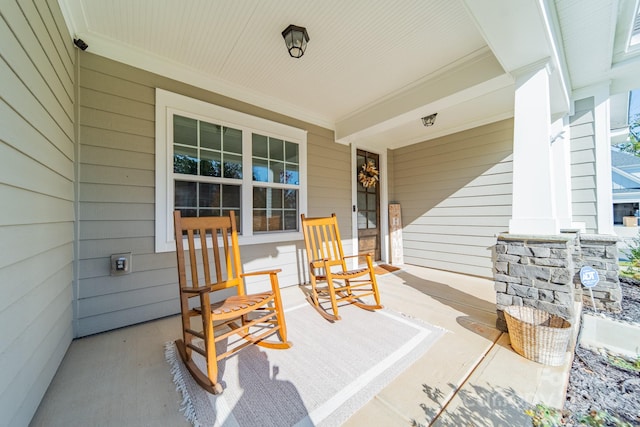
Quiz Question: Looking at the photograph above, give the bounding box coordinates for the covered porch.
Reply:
[30,265,573,426]
[4,0,640,425]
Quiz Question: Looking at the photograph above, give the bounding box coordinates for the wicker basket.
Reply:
[504,306,572,366]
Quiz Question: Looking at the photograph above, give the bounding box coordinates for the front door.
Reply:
[356,150,380,264]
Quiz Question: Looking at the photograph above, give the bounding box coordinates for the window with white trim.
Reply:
[155,89,307,252]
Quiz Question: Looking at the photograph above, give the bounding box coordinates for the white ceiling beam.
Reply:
[462,0,571,116]
[610,53,640,94]
[335,50,509,144]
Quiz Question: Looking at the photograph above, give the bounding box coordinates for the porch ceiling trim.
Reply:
[334,49,512,145]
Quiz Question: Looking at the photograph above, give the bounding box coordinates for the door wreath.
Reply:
[358,160,379,188]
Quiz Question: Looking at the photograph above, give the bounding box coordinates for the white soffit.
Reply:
[555,0,617,91]
[59,0,640,148]
[59,0,490,138]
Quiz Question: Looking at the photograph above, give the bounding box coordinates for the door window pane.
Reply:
[357,212,367,229]
[357,192,366,210]
[356,154,365,173]
[368,211,377,228]
[367,193,377,211]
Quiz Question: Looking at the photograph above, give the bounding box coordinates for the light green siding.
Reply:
[391,119,514,278]
[0,1,75,426]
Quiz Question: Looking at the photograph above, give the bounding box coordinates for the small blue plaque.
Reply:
[579,266,599,288]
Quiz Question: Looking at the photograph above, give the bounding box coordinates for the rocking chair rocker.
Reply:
[173,211,291,394]
[300,213,383,321]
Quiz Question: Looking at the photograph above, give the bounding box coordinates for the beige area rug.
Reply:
[165,303,445,427]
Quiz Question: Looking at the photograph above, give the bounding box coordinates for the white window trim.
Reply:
[155,88,307,252]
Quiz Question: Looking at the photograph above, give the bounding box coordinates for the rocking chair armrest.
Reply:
[240,269,283,293]
[181,285,215,295]
[343,252,373,260]
[321,259,344,268]
[308,258,329,270]
[240,269,282,278]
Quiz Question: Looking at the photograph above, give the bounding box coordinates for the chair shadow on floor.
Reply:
[231,347,307,426]
[394,270,499,341]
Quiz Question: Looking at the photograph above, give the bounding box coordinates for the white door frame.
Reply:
[350,144,389,268]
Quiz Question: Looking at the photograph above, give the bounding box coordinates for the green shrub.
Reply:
[607,354,640,372]
[624,231,640,266]
[579,409,632,427]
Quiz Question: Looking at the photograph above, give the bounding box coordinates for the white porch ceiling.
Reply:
[59,0,640,151]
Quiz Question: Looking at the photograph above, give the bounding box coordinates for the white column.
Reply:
[509,60,559,235]
[551,116,575,230]
[593,87,615,235]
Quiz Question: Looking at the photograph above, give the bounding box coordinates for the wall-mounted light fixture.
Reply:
[282,25,310,58]
[421,113,438,127]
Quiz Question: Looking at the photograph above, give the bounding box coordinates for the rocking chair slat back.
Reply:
[300,213,382,321]
[173,211,291,394]
[301,214,345,268]
[176,214,243,293]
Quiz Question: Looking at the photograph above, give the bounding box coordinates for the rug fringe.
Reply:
[165,341,201,427]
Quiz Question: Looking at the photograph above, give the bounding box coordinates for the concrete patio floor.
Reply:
[29,264,575,426]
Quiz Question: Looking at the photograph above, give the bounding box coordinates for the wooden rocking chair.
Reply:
[300,213,382,321]
[173,211,291,394]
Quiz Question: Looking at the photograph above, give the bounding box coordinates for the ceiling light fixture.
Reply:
[421,113,438,127]
[282,25,310,58]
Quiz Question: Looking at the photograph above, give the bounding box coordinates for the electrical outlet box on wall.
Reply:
[110,252,132,275]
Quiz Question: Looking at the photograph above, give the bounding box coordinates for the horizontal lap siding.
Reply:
[391,120,513,278]
[570,98,597,232]
[77,53,158,337]
[76,53,343,336]
[0,1,75,426]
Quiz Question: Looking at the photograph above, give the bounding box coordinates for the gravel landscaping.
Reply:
[560,277,640,426]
